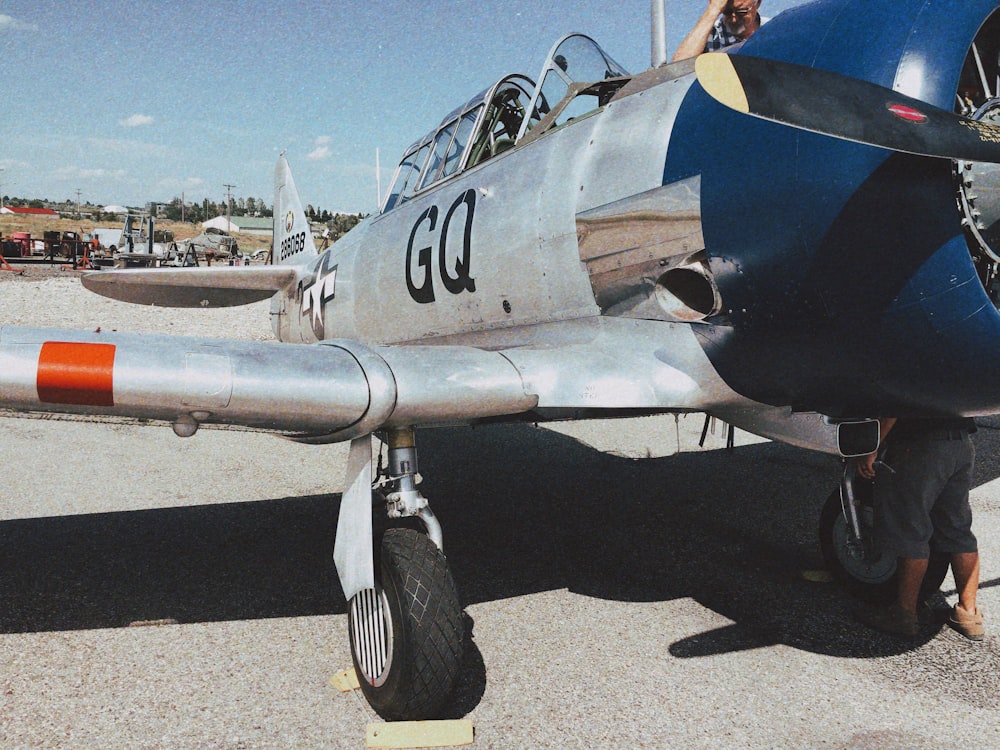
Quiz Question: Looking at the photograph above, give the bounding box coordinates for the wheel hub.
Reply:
[832,514,895,585]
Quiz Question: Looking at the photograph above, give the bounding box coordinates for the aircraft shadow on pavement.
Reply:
[0,491,344,632]
[3,422,998,661]
[421,424,906,663]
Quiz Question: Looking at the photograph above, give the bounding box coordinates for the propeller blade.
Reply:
[695,52,1000,163]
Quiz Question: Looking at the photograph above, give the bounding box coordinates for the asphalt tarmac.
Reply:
[1,273,999,748]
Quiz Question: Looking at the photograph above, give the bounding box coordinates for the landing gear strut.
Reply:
[347,428,465,721]
[819,463,950,602]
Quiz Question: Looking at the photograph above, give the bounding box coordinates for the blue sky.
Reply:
[0,0,807,216]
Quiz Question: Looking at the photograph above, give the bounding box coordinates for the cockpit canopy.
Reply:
[381,34,629,213]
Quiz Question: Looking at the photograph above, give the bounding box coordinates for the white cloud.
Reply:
[0,14,38,32]
[155,176,207,194]
[0,157,30,171]
[119,114,154,128]
[51,166,127,181]
[83,136,172,159]
[307,135,333,161]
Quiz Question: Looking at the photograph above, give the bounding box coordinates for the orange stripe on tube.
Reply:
[36,341,116,406]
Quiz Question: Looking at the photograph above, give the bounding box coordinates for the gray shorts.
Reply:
[874,434,977,559]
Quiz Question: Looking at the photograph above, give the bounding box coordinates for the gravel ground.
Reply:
[1,267,999,748]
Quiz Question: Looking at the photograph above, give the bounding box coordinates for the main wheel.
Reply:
[348,528,464,721]
[819,486,951,602]
[819,486,896,601]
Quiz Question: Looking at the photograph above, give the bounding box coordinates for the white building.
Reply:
[202,215,274,237]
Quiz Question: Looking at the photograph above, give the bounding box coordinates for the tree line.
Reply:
[161,196,272,223]
[306,207,365,240]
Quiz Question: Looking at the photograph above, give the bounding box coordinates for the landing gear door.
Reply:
[334,435,375,601]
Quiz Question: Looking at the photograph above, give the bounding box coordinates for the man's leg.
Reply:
[948,551,984,640]
[854,556,924,636]
[858,439,934,637]
[951,551,980,613]
[896,557,929,614]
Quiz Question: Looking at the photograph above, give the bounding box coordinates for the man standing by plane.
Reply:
[855,417,984,640]
[672,0,764,61]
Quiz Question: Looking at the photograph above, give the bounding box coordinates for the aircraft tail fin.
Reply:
[273,154,320,266]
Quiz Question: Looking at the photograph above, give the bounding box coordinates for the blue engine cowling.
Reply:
[665,0,1000,417]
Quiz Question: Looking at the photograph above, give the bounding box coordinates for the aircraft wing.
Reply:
[80,266,299,307]
[0,317,737,443]
[0,326,534,441]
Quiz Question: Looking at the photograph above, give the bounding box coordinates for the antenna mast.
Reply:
[223,183,236,232]
[376,148,382,210]
[651,0,667,67]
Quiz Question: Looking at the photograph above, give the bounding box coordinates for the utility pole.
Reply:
[76,189,82,219]
[223,183,236,232]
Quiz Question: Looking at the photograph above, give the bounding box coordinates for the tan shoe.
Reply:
[948,604,985,641]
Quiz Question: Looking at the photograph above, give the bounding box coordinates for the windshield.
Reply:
[517,33,629,140]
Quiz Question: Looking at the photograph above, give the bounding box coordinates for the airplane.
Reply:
[2,0,1000,722]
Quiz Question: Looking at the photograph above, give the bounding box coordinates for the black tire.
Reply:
[819,485,950,602]
[349,528,464,721]
[819,486,896,602]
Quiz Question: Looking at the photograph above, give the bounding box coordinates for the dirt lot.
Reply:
[0,215,272,259]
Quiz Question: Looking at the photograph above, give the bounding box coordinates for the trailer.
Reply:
[41,231,90,262]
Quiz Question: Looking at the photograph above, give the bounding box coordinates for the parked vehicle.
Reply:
[183,227,239,261]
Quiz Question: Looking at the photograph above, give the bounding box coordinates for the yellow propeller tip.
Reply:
[695,53,751,114]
